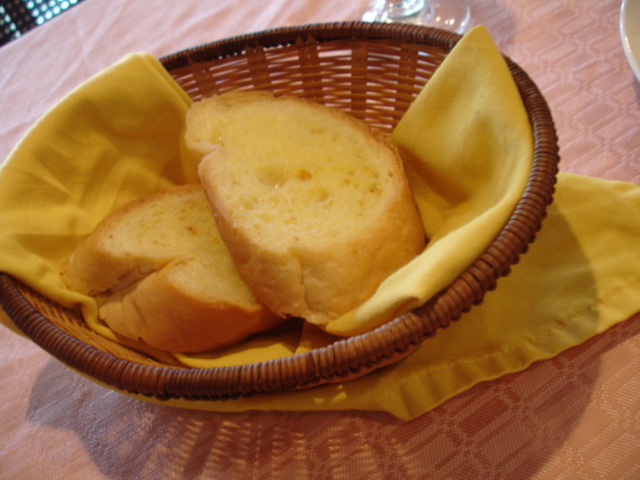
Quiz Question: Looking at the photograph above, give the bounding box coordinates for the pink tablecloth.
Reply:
[1,0,639,478]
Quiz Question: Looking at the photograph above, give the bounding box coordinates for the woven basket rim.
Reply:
[0,21,559,402]
[159,21,462,69]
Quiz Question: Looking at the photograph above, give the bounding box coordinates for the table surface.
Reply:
[1,0,639,478]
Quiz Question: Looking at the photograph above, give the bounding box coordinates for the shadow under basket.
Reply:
[0,22,559,402]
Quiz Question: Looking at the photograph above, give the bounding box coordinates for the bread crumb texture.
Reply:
[190,91,426,325]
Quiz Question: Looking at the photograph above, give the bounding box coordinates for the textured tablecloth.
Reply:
[1,0,639,478]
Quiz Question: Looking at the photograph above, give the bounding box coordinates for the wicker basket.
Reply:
[0,22,559,401]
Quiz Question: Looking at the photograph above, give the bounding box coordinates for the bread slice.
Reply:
[61,184,282,353]
[188,91,426,325]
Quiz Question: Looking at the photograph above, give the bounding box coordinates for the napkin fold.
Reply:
[326,25,533,335]
[1,26,640,420]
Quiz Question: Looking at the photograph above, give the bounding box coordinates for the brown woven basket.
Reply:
[0,22,559,401]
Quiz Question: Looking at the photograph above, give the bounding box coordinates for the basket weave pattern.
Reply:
[0,22,559,401]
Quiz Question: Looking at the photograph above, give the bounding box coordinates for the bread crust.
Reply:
[62,184,282,353]
[191,91,426,325]
[98,257,280,353]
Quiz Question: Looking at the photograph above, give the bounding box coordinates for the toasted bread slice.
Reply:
[62,184,282,353]
[189,91,426,325]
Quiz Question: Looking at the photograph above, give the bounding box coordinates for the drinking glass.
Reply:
[362,0,471,34]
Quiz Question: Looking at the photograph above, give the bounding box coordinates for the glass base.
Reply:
[362,0,471,34]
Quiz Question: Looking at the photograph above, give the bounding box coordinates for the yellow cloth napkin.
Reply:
[326,25,533,335]
[2,26,640,420]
